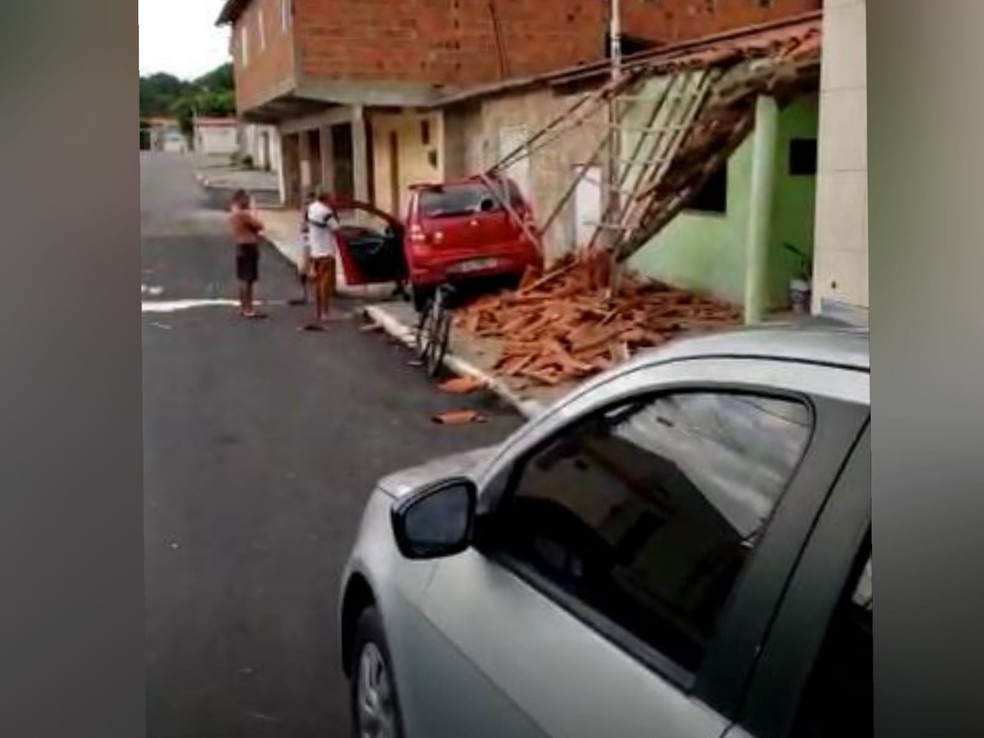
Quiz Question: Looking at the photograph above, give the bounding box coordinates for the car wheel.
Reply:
[350,607,404,738]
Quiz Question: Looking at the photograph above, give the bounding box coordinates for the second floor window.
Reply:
[282,0,291,31]
[258,9,266,51]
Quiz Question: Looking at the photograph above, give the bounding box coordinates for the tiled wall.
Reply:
[812,0,868,317]
[447,88,607,264]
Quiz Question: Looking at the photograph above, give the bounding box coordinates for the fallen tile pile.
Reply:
[455,250,741,387]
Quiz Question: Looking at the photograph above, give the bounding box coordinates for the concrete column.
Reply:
[744,95,779,325]
[274,131,287,206]
[352,105,370,202]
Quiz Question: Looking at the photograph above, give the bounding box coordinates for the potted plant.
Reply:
[784,242,812,314]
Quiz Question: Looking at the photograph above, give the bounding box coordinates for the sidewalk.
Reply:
[362,300,574,419]
[359,299,824,421]
[195,159,280,207]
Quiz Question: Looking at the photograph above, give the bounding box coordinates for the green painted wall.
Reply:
[625,86,819,309]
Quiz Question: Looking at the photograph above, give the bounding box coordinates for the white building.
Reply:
[194,118,239,155]
[812,0,867,324]
[239,123,281,172]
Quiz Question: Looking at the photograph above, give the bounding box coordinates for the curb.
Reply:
[363,304,543,420]
[194,171,280,195]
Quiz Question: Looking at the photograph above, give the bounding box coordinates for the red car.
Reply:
[332,174,542,311]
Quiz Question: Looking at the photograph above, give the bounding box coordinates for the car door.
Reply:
[726,425,871,738]
[407,357,869,738]
[330,198,408,285]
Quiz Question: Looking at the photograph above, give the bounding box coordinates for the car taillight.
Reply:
[410,224,428,244]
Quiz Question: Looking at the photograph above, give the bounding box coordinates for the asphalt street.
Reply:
[142,153,523,738]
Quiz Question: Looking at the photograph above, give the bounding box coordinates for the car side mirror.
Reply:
[391,477,477,560]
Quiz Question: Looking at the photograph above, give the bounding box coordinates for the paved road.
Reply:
[143,153,522,738]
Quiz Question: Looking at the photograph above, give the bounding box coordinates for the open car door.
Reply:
[330,197,409,286]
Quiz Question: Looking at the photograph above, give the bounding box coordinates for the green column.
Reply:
[744,95,779,325]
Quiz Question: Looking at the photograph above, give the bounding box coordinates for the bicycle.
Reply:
[414,283,454,378]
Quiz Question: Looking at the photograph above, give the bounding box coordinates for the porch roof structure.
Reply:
[425,11,822,110]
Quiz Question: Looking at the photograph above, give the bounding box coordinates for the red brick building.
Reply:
[217,0,819,207]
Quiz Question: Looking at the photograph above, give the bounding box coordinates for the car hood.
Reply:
[377,444,501,499]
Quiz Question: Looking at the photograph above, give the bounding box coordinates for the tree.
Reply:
[139,63,235,120]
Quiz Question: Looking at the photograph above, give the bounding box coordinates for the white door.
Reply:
[574,165,603,247]
[498,126,531,202]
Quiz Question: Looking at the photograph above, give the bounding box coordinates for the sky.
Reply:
[139,0,231,80]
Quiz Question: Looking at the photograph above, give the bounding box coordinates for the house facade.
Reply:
[217,0,819,211]
[239,123,281,171]
[425,16,822,317]
[194,118,240,155]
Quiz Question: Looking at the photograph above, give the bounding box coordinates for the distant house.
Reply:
[239,122,280,171]
[194,117,239,155]
[163,131,189,154]
[144,117,186,152]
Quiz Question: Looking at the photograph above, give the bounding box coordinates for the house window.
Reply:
[688,166,727,214]
[258,9,266,51]
[240,25,249,67]
[421,120,431,146]
[789,138,818,176]
[281,0,291,31]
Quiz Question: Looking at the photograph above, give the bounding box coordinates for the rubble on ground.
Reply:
[455,250,741,387]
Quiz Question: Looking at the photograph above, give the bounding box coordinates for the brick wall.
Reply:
[294,0,605,86]
[232,0,820,114]
[622,0,821,45]
[232,0,297,112]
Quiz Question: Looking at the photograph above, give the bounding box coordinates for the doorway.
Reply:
[388,131,401,216]
[331,124,355,199]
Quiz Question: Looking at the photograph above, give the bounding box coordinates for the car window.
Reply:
[419,180,522,218]
[491,392,812,675]
[789,546,872,738]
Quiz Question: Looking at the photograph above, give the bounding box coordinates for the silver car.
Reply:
[339,325,871,738]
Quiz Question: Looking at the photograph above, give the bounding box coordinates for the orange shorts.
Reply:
[311,255,336,287]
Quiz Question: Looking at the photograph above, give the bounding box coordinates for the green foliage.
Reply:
[139,62,236,121]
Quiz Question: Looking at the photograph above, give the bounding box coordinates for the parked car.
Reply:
[328,175,542,312]
[403,174,542,311]
[339,325,871,738]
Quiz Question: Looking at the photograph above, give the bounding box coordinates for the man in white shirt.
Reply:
[303,189,341,329]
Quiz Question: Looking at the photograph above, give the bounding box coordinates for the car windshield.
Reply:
[418,180,522,218]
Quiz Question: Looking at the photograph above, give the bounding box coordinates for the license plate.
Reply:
[451,257,499,274]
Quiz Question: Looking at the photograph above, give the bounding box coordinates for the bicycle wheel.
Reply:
[425,304,451,377]
[414,297,437,361]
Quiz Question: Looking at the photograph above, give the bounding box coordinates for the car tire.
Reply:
[350,607,405,738]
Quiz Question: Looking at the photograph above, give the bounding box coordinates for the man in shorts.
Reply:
[302,189,341,330]
[228,189,266,319]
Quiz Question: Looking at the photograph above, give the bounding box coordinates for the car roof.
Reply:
[621,321,870,373]
[408,173,513,190]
